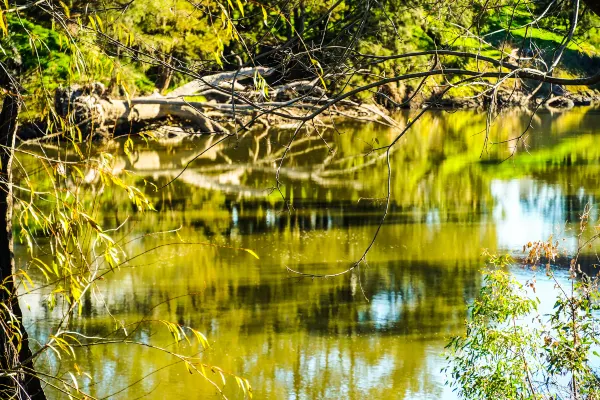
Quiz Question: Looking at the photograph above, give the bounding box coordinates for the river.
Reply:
[19,106,600,399]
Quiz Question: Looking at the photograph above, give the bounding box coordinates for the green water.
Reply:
[20,107,600,399]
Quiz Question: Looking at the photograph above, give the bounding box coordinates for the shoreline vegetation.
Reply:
[5,1,599,141]
[18,69,600,141]
[22,67,401,140]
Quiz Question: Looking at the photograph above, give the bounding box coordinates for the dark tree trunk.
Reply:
[156,54,174,94]
[294,1,306,37]
[285,3,293,41]
[0,69,46,399]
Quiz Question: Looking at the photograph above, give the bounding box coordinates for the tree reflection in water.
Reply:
[18,107,600,399]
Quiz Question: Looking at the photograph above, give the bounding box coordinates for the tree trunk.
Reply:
[285,3,293,40]
[294,1,306,37]
[166,67,272,98]
[156,54,174,94]
[0,73,46,399]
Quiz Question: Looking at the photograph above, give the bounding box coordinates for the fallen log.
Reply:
[271,79,327,100]
[54,87,229,136]
[46,68,393,140]
[166,67,274,98]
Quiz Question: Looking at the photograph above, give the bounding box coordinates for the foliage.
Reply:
[3,138,254,398]
[445,211,600,400]
[7,0,599,101]
[106,0,236,89]
[0,1,255,398]
[3,15,70,81]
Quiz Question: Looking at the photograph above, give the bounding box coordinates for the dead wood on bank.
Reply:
[20,64,595,143]
[23,67,394,141]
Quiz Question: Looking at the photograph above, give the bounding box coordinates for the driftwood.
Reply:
[166,67,273,98]
[48,68,393,140]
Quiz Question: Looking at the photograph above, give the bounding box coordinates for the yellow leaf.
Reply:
[0,12,7,36]
[47,344,62,360]
[96,15,104,32]
[121,83,131,106]
[68,372,79,392]
[261,6,268,25]
[243,248,259,259]
[214,51,223,68]
[236,0,244,16]
[59,1,70,18]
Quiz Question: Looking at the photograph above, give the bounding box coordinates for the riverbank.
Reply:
[375,81,600,110]
[18,84,599,142]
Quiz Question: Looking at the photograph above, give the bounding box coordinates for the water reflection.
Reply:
[492,179,598,252]
[17,107,600,399]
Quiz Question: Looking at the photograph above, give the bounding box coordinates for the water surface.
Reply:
[20,107,600,399]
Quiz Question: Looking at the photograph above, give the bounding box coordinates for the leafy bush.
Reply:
[445,218,600,400]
